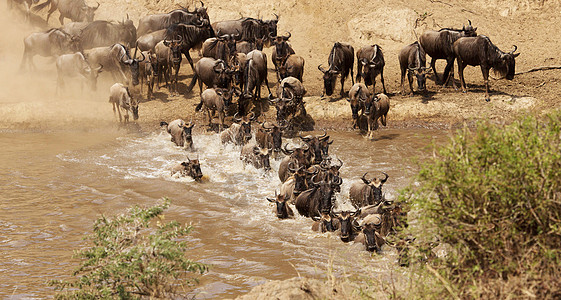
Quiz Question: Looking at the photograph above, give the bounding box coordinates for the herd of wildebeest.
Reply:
[11,0,520,254]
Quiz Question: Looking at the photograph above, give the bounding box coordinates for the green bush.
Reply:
[49,198,208,299]
[407,112,561,298]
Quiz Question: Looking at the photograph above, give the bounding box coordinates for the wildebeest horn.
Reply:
[262,122,273,130]
[334,157,343,168]
[267,197,276,203]
[283,32,291,40]
[138,50,146,62]
[233,112,241,122]
[299,135,312,142]
[361,172,371,184]
[381,171,389,183]
[288,162,298,172]
[95,1,100,9]
[311,174,321,185]
[283,143,294,154]
[468,19,472,26]
[248,112,256,121]
[318,64,327,74]
[333,176,342,185]
[317,131,328,140]
[186,156,191,162]
[510,45,518,54]
[200,0,204,7]
[302,143,310,151]
[273,13,279,20]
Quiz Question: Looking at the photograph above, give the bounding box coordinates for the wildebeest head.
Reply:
[212,59,234,89]
[122,45,146,86]
[408,66,430,91]
[267,192,292,219]
[261,121,285,153]
[163,36,183,66]
[124,86,139,120]
[318,64,339,96]
[181,157,203,181]
[264,14,279,42]
[347,84,368,120]
[253,146,271,171]
[80,2,99,22]
[216,87,240,109]
[495,45,520,80]
[462,20,477,37]
[288,163,311,196]
[271,32,292,66]
[83,63,103,91]
[282,143,313,169]
[300,132,332,164]
[312,211,338,232]
[269,89,295,125]
[360,214,385,252]
[180,120,195,148]
[310,175,342,214]
[234,112,255,144]
[334,209,361,242]
[361,172,389,205]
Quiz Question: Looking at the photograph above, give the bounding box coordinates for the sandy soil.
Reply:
[2,0,561,132]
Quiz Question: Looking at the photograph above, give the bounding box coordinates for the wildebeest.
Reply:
[318,42,355,97]
[160,119,195,150]
[347,83,369,128]
[354,214,386,252]
[333,209,361,242]
[154,38,183,95]
[399,41,430,95]
[196,87,240,131]
[270,33,294,71]
[55,52,102,94]
[78,19,136,50]
[32,0,99,24]
[20,28,81,71]
[295,175,342,218]
[300,132,333,165]
[236,37,264,54]
[364,93,390,139]
[109,83,138,123]
[277,54,305,82]
[212,15,278,44]
[59,21,89,36]
[311,212,340,233]
[270,76,307,127]
[166,22,216,71]
[453,35,520,102]
[186,57,234,95]
[356,44,387,94]
[136,4,209,37]
[170,157,203,181]
[220,113,255,145]
[84,43,142,84]
[255,121,285,154]
[201,33,238,63]
[240,143,271,171]
[419,21,477,84]
[279,164,311,204]
[278,143,314,182]
[137,50,157,100]
[240,50,273,115]
[349,172,388,208]
[267,192,294,219]
[136,29,167,52]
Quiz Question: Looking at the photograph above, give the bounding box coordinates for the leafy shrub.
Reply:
[408,112,561,298]
[50,198,208,299]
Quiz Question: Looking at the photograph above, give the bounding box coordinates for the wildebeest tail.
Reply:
[185,73,198,94]
[32,0,51,12]
[159,121,169,127]
[195,100,203,112]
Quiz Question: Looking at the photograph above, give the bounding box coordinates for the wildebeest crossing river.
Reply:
[0,126,448,298]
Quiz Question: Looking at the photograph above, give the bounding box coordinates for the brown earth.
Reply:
[3,0,561,132]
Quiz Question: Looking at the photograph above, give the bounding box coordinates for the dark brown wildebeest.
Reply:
[186,57,234,96]
[255,121,285,154]
[137,50,157,100]
[356,44,387,94]
[109,83,138,123]
[364,93,389,139]
[154,38,183,95]
[277,54,305,82]
[85,43,144,85]
[55,52,102,94]
[318,42,355,97]
[354,213,386,252]
[240,143,271,171]
[212,15,278,45]
[295,175,342,218]
[220,113,255,145]
[280,164,312,204]
[453,35,520,102]
[170,157,203,181]
[160,119,195,150]
[278,143,314,183]
[78,19,136,50]
[236,37,265,54]
[201,33,238,64]
[270,32,294,71]
[166,22,215,72]
[269,76,307,128]
[349,172,389,208]
[267,192,294,219]
[347,83,369,129]
[239,50,273,116]
[300,132,333,165]
[32,0,99,24]
[399,41,430,95]
[136,3,209,37]
[419,20,477,84]
[311,212,340,233]
[20,28,81,71]
[196,87,240,131]
[333,209,361,242]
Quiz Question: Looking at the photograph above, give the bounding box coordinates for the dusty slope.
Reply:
[3,0,561,131]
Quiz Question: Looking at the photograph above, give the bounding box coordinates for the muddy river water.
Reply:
[0,125,450,298]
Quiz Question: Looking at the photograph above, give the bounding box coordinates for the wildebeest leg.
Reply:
[116,104,123,122]
[46,3,56,23]
[430,58,440,83]
[442,57,455,86]
[356,62,362,83]
[380,69,387,94]
[183,51,195,73]
[400,69,407,96]
[351,64,355,85]
[123,108,129,123]
[407,71,414,95]
[205,107,212,126]
[457,58,467,93]
[481,66,491,102]
[381,113,387,127]
[339,74,346,98]
[58,14,65,25]
[263,75,273,98]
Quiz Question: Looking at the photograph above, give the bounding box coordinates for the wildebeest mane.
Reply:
[241,18,264,41]
[81,20,136,48]
[480,35,509,77]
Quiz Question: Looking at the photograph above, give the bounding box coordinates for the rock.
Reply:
[347,7,418,44]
